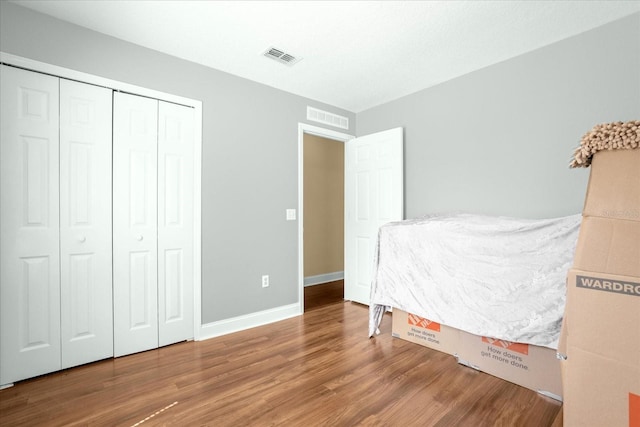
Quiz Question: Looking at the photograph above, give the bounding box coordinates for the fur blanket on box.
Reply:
[570,120,640,168]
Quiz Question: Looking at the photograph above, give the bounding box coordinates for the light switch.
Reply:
[286,209,296,221]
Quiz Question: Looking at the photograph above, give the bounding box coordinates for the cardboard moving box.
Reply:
[563,345,640,427]
[392,309,459,356]
[581,148,640,222]
[561,147,640,427]
[565,269,640,362]
[392,309,562,400]
[572,216,640,277]
[562,268,640,427]
[457,330,562,400]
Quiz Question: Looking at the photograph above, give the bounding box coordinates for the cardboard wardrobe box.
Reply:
[560,148,640,427]
[581,148,640,222]
[392,309,562,400]
[561,269,640,427]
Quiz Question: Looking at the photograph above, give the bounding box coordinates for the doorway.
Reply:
[297,124,404,312]
[303,133,344,311]
[297,124,354,313]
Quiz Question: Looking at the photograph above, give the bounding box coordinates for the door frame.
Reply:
[1,52,204,340]
[297,123,354,313]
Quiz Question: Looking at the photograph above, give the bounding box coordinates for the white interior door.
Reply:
[113,92,159,357]
[59,79,113,368]
[157,101,194,346]
[0,65,61,384]
[344,127,403,305]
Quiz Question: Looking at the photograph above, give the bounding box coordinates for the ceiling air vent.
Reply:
[307,106,349,130]
[263,46,302,66]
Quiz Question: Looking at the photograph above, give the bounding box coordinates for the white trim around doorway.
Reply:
[297,123,355,313]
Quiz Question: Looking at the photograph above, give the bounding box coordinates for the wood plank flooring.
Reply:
[304,280,344,311]
[0,296,562,426]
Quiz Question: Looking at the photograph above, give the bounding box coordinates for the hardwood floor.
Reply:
[304,280,344,311]
[0,301,562,426]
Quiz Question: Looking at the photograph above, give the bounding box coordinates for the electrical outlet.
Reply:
[262,275,269,288]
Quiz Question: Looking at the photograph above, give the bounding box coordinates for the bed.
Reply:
[368,213,581,349]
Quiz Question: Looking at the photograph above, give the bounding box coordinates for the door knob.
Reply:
[136,234,144,241]
[78,236,86,243]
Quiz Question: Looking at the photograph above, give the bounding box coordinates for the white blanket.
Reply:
[369,213,581,349]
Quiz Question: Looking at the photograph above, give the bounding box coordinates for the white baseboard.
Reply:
[197,303,302,341]
[304,271,344,287]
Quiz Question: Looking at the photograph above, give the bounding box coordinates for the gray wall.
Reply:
[357,13,640,220]
[0,2,355,324]
[3,2,638,326]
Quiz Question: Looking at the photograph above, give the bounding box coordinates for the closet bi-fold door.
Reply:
[158,101,194,347]
[113,92,159,357]
[59,79,113,368]
[0,65,61,385]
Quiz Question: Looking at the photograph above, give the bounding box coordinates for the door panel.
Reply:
[163,248,183,321]
[158,101,194,347]
[344,127,403,305]
[1,65,61,385]
[23,136,50,225]
[129,251,154,327]
[113,92,159,357]
[67,254,92,335]
[20,256,54,348]
[357,172,371,220]
[357,237,371,292]
[59,79,113,368]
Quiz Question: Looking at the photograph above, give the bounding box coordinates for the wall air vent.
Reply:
[263,46,302,66]
[307,106,349,130]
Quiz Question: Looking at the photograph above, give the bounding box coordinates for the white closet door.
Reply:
[0,65,61,385]
[59,79,113,368]
[113,92,159,357]
[158,101,194,346]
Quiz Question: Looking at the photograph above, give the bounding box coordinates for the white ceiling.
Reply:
[11,0,640,112]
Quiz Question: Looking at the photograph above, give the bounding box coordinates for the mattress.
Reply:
[368,213,581,349]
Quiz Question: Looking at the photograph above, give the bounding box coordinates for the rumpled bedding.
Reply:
[368,213,581,349]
